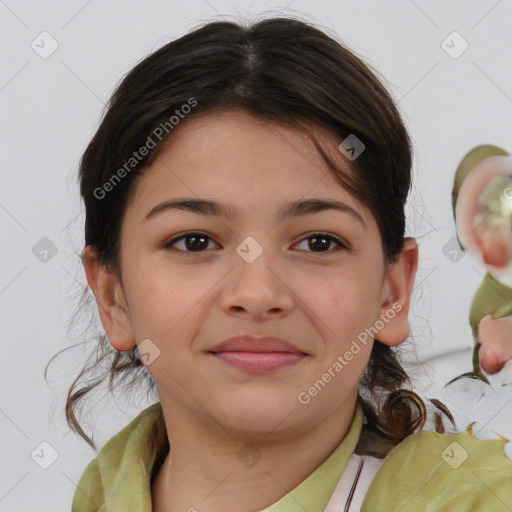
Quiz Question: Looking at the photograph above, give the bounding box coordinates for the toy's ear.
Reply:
[456,153,512,272]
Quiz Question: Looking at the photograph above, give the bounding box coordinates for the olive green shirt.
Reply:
[71,401,512,511]
[469,271,512,336]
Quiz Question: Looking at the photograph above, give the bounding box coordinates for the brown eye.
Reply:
[163,232,218,253]
[293,233,349,254]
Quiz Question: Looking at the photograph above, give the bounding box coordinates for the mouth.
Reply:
[207,350,308,372]
[207,334,309,372]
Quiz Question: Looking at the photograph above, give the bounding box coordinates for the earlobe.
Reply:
[376,238,419,347]
[81,246,136,351]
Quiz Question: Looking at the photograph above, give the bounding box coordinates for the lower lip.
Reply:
[209,351,306,372]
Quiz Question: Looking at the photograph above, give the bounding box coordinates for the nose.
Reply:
[220,245,294,320]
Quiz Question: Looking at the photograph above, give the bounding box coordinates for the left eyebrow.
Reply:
[142,197,367,230]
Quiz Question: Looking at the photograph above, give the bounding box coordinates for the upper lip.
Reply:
[209,335,306,354]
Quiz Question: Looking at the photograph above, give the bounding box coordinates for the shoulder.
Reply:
[361,423,512,512]
[71,402,165,512]
[72,457,104,512]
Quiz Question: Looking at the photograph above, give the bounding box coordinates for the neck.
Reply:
[151,392,359,512]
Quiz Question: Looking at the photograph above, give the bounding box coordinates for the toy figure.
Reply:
[449,144,512,385]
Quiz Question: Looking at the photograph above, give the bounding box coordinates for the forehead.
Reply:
[126,110,369,223]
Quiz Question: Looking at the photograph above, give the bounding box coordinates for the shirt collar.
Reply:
[94,401,363,511]
[259,402,363,511]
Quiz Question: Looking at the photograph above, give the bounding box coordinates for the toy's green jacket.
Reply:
[71,401,512,511]
[470,271,512,336]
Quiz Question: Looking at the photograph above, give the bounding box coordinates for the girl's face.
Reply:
[106,110,408,436]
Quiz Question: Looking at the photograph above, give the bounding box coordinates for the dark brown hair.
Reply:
[45,15,454,455]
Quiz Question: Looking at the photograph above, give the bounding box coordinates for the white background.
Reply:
[1,0,512,510]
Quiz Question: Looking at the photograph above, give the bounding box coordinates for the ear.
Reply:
[375,237,419,347]
[81,246,136,351]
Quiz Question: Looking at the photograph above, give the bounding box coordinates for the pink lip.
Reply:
[209,335,305,354]
[208,335,308,373]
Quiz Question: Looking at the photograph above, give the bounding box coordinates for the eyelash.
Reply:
[162,231,350,256]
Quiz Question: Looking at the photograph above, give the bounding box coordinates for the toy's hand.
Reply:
[478,314,512,374]
[472,214,511,268]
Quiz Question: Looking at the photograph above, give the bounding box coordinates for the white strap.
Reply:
[323,453,384,511]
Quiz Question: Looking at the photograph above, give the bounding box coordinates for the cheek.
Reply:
[124,260,203,341]
[306,271,379,374]
[317,271,380,330]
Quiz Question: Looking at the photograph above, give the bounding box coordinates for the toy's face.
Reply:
[472,176,512,270]
[456,156,512,286]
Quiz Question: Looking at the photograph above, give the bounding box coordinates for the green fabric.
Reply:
[361,422,512,511]
[469,271,512,336]
[257,402,363,511]
[71,401,363,511]
[72,401,512,511]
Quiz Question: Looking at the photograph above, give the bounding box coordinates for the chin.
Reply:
[214,399,313,441]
